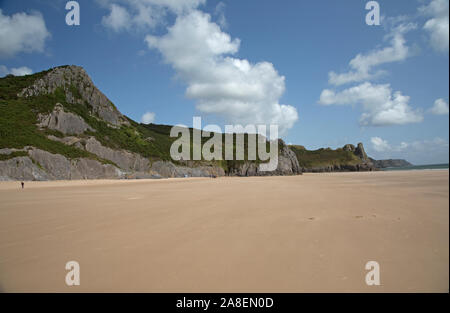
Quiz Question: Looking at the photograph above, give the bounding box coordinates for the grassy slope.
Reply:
[289,145,363,169]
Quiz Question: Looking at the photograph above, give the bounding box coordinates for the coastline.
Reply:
[0,168,448,189]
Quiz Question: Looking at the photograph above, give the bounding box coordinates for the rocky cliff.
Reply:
[226,139,302,176]
[0,65,301,181]
[0,65,401,181]
[290,142,376,172]
[369,158,413,168]
[19,65,129,127]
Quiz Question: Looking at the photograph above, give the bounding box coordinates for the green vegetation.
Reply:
[0,151,29,161]
[289,145,363,168]
[0,72,118,166]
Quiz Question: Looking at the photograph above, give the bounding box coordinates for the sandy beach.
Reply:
[0,170,448,292]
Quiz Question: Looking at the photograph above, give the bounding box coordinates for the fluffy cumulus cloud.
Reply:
[102,4,132,32]
[319,20,423,127]
[99,0,206,32]
[319,82,423,126]
[141,111,156,123]
[145,10,298,134]
[429,98,449,115]
[0,65,33,77]
[0,9,50,58]
[370,136,449,164]
[328,23,416,86]
[419,0,449,53]
[371,137,392,152]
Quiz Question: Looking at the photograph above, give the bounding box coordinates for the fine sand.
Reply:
[0,170,448,292]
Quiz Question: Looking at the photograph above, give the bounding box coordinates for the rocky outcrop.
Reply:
[0,148,124,181]
[301,163,376,173]
[370,158,413,168]
[226,140,303,176]
[278,141,302,174]
[37,103,94,135]
[45,135,150,172]
[0,156,51,181]
[19,65,128,126]
[83,137,149,172]
[294,142,377,173]
[355,142,369,162]
[343,142,369,162]
[29,148,124,179]
[343,144,356,152]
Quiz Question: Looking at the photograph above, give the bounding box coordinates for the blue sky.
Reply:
[0,0,448,164]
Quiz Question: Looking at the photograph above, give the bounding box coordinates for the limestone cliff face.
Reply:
[0,155,51,181]
[355,143,369,162]
[0,148,124,181]
[37,103,94,135]
[0,148,227,181]
[19,66,129,127]
[226,140,303,176]
[83,137,150,172]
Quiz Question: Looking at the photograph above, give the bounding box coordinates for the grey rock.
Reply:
[370,158,413,168]
[0,148,13,155]
[47,135,82,146]
[0,148,125,181]
[226,140,302,176]
[37,103,94,135]
[342,144,356,152]
[19,65,129,127]
[0,156,51,181]
[45,135,150,172]
[83,137,150,172]
[71,158,124,179]
[355,142,369,161]
[28,148,73,179]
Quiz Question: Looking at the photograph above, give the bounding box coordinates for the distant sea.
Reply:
[382,163,449,171]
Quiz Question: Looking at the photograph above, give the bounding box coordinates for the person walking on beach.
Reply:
[21,181,24,189]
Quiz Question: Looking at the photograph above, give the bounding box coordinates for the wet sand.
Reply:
[0,170,448,292]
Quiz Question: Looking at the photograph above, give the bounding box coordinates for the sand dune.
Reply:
[0,170,448,292]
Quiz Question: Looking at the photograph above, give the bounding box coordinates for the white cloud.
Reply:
[0,65,32,77]
[141,111,155,124]
[0,9,50,58]
[319,82,423,126]
[371,136,392,152]
[420,0,449,53]
[102,4,132,32]
[328,23,417,86]
[370,136,449,164]
[145,10,298,135]
[371,136,434,154]
[429,98,449,115]
[99,0,206,32]
[371,136,411,153]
